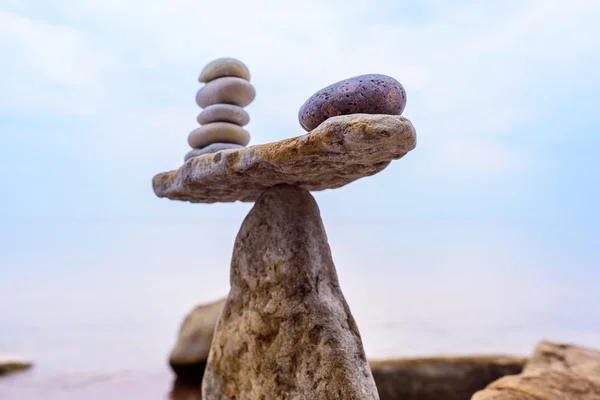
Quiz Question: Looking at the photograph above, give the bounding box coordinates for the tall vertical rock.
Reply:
[201,185,379,400]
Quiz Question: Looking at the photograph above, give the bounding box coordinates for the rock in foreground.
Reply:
[169,298,226,385]
[371,356,525,400]
[0,355,33,376]
[472,341,600,400]
[153,114,416,203]
[201,185,379,399]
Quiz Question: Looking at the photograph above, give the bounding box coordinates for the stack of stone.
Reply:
[154,73,417,399]
[184,58,256,162]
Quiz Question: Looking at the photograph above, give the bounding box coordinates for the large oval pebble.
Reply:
[199,58,251,83]
[298,74,406,131]
[188,122,250,149]
[184,143,244,162]
[196,77,256,108]
[197,104,250,126]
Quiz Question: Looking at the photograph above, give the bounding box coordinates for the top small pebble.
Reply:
[198,58,251,83]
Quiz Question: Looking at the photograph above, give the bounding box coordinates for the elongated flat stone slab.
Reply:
[152,114,416,203]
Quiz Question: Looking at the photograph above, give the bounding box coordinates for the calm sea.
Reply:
[1,219,599,399]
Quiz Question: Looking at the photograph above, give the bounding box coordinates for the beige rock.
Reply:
[195,77,256,108]
[198,58,251,83]
[0,354,33,375]
[187,123,250,149]
[197,104,250,126]
[153,114,417,203]
[370,356,525,400]
[169,298,226,385]
[201,185,379,400]
[472,341,600,400]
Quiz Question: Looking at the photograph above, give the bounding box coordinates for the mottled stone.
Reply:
[197,104,250,126]
[153,114,416,203]
[187,123,250,149]
[370,356,525,400]
[472,341,600,400]
[196,77,255,108]
[299,74,407,131]
[169,298,226,385]
[201,185,379,400]
[0,355,33,375]
[184,143,244,162]
[198,58,251,83]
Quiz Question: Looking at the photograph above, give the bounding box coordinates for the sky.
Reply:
[1,0,599,364]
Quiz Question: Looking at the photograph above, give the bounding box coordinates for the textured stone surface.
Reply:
[201,185,379,399]
[196,77,255,108]
[0,354,33,375]
[187,122,250,149]
[184,143,244,162]
[154,114,416,203]
[169,298,226,385]
[299,74,407,131]
[197,104,250,126]
[371,356,525,400]
[198,58,251,83]
[472,341,600,400]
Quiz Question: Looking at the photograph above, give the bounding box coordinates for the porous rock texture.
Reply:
[169,298,226,385]
[298,74,407,131]
[153,114,416,203]
[472,341,600,400]
[371,356,525,400]
[201,185,379,400]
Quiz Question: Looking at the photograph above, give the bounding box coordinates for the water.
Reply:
[1,218,599,399]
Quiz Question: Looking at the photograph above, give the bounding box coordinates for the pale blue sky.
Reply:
[1,0,599,364]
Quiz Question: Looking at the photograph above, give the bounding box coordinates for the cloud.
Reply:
[0,10,120,116]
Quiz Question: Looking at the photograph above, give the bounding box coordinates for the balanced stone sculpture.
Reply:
[153,72,416,399]
[185,58,255,162]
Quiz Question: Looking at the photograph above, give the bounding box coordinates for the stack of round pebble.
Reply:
[185,58,256,162]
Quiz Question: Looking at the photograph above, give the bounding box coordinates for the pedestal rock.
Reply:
[201,185,379,400]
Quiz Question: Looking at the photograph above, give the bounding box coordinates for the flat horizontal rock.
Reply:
[153,114,416,203]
